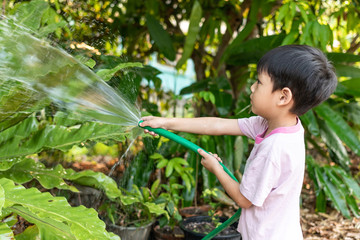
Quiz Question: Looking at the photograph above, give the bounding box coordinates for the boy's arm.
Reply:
[140,116,244,136]
[198,149,252,209]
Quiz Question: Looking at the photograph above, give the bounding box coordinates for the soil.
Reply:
[183,220,238,236]
[152,225,184,240]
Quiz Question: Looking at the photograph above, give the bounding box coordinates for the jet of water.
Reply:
[0,17,141,127]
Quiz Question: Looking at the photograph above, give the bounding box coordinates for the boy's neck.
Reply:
[264,113,298,137]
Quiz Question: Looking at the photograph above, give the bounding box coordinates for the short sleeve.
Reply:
[239,152,280,207]
[238,116,267,140]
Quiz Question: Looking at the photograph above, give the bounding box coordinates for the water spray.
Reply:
[138,120,241,240]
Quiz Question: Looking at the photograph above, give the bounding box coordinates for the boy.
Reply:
[140,45,337,239]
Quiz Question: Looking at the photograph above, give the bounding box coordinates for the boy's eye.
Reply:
[256,79,261,84]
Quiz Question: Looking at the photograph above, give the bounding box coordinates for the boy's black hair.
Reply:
[257,45,337,116]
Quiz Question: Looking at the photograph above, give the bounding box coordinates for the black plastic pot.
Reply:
[179,216,241,240]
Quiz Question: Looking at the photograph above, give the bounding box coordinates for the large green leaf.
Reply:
[300,110,320,136]
[0,157,123,201]
[333,167,360,200]
[38,7,68,37]
[306,156,326,212]
[334,64,360,78]
[0,80,49,132]
[0,158,26,172]
[176,1,202,69]
[225,34,285,66]
[340,78,360,96]
[315,167,351,218]
[327,52,360,64]
[146,14,176,61]
[11,206,75,240]
[180,78,210,95]
[335,81,360,97]
[11,0,49,31]
[96,62,143,81]
[324,166,360,218]
[1,178,119,240]
[65,169,122,200]
[233,136,244,171]
[0,115,130,159]
[318,120,350,170]
[314,103,360,155]
[0,158,78,192]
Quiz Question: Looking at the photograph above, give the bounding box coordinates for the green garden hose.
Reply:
[138,120,242,240]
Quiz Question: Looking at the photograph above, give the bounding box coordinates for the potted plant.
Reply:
[179,187,223,218]
[179,188,241,240]
[179,215,241,240]
[153,181,185,240]
[150,153,196,240]
[99,182,168,240]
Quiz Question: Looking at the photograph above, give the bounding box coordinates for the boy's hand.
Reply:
[139,116,167,136]
[197,149,223,174]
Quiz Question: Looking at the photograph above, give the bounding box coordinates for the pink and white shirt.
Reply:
[237,116,305,240]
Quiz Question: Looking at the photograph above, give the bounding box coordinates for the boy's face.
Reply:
[250,72,279,119]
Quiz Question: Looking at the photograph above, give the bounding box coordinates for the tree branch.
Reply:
[347,34,360,54]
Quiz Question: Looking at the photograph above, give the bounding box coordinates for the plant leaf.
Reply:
[333,167,360,200]
[315,167,351,218]
[165,160,174,177]
[327,52,360,64]
[300,110,320,136]
[0,116,130,159]
[314,103,360,155]
[0,222,14,240]
[96,62,143,81]
[13,225,39,240]
[324,166,360,217]
[334,64,360,78]
[0,158,78,192]
[0,158,27,172]
[146,14,176,61]
[143,202,168,218]
[318,120,350,170]
[1,178,118,240]
[0,157,124,201]
[156,159,168,169]
[10,205,75,240]
[65,169,122,200]
[172,157,189,166]
[12,0,49,31]
[225,34,285,66]
[176,1,202,69]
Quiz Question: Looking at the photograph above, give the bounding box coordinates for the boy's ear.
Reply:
[278,87,293,106]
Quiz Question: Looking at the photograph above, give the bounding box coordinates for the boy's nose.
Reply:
[250,82,255,92]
